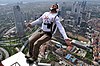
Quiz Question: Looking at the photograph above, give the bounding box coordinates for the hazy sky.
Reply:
[0,0,100,4]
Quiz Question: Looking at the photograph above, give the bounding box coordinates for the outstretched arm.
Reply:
[27,15,43,28]
[55,16,72,47]
[55,16,68,39]
[30,16,42,27]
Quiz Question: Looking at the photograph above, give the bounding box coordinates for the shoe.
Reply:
[25,55,31,59]
[25,52,31,59]
[26,58,37,64]
[38,54,45,58]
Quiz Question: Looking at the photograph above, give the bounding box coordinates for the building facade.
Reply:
[13,5,25,38]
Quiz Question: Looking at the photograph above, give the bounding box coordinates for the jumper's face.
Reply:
[50,4,58,12]
[50,4,58,10]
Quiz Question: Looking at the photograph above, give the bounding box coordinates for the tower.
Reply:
[61,2,66,18]
[81,1,87,12]
[71,1,77,14]
[13,5,25,38]
[71,2,82,25]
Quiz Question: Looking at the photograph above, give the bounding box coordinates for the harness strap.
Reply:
[51,15,57,34]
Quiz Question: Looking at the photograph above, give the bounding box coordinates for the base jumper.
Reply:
[25,4,73,63]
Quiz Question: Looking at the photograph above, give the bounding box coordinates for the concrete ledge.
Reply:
[2,52,51,66]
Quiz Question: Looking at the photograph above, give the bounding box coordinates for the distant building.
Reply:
[72,1,87,14]
[81,1,87,12]
[71,1,76,14]
[86,11,91,20]
[61,2,66,18]
[71,1,87,25]
[80,1,87,20]
[71,2,81,14]
[71,2,82,25]
[13,5,25,38]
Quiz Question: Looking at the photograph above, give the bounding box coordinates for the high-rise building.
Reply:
[71,2,81,14]
[86,11,91,20]
[81,1,87,12]
[13,5,25,37]
[71,1,77,14]
[72,2,82,25]
[81,1,87,20]
[61,2,66,18]
[72,1,87,14]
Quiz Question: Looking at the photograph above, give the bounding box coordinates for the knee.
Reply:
[28,37,35,44]
[34,39,43,47]
[28,37,32,43]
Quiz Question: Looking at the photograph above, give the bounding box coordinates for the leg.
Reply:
[40,43,48,56]
[39,41,50,56]
[27,30,44,57]
[32,34,51,60]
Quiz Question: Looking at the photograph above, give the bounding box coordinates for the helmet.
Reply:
[50,4,59,12]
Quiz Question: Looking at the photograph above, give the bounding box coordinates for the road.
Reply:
[0,47,9,59]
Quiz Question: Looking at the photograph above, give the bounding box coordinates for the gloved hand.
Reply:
[65,38,72,46]
[65,38,73,51]
[27,23,33,28]
[25,23,33,32]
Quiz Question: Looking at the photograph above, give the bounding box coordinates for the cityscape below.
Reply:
[0,0,100,66]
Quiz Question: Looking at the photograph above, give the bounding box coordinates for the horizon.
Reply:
[0,0,100,4]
